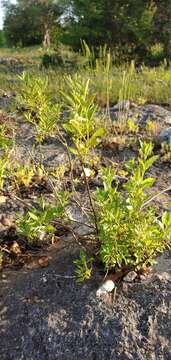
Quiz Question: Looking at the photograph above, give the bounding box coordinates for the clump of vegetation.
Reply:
[62,75,105,162]
[74,250,94,282]
[1,68,168,282]
[42,45,85,69]
[95,142,171,272]
[16,193,68,243]
[19,72,61,142]
[0,35,171,283]
[161,143,171,162]
[0,124,13,150]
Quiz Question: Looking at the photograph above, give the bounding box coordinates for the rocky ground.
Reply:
[0,95,171,359]
[0,246,171,360]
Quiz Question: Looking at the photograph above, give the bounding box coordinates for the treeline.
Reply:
[2,0,171,62]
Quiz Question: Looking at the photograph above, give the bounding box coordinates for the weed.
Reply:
[19,72,61,142]
[161,143,171,162]
[95,141,171,271]
[145,120,162,138]
[62,75,105,162]
[0,124,13,150]
[16,194,69,243]
[74,249,94,282]
[0,155,10,190]
[13,163,35,188]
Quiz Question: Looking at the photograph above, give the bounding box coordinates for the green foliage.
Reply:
[0,30,6,47]
[74,250,93,282]
[3,1,171,61]
[62,75,105,161]
[150,43,164,63]
[61,0,169,61]
[19,72,61,141]
[3,0,63,47]
[13,163,35,188]
[16,193,68,243]
[161,143,171,162]
[0,154,10,190]
[0,124,13,150]
[95,141,171,271]
[42,44,84,69]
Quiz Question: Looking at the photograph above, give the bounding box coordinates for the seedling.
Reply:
[74,249,94,282]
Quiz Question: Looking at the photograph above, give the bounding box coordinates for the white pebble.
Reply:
[96,279,115,297]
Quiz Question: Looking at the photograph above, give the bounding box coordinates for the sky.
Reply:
[0,0,16,30]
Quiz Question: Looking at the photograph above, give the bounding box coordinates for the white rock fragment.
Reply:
[81,167,94,178]
[112,100,130,112]
[123,271,137,282]
[96,279,115,297]
[42,275,47,283]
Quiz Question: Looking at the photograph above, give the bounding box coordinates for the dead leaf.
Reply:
[10,241,21,256]
[38,256,49,268]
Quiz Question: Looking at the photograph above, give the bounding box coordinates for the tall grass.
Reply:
[1,45,171,109]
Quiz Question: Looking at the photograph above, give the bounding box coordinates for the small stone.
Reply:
[159,127,171,144]
[42,275,48,283]
[112,100,130,112]
[123,271,137,282]
[10,241,21,256]
[139,274,147,281]
[82,167,94,178]
[96,279,115,297]
[1,216,13,227]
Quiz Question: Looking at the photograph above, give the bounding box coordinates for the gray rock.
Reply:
[0,57,20,65]
[137,104,171,127]
[123,271,137,282]
[112,100,130,112]
[159,127,171,144]
[108,103,171,127]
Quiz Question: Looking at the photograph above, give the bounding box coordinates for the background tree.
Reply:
[0,30,6,47]
[3,0,63,47]
[61,0,156,58]
[2,0,171,62]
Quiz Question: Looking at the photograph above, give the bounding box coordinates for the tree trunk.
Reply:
[43,24,50,48]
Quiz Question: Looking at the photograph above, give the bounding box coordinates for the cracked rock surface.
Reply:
[0,248,171,360]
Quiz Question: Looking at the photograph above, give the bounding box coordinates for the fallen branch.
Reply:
[141,186,171,209]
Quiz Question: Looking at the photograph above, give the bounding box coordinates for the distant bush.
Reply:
[42,44,85,69]
[148,43,165,65]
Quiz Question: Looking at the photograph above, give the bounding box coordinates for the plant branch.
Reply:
[141,186,171,210]
[80,160,99,242]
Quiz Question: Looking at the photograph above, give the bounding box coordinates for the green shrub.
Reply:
[95,141,171,271]
[16,193,68,243]
[62,75,105,162]
[42,45,84,69]
[19,72,61,141]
